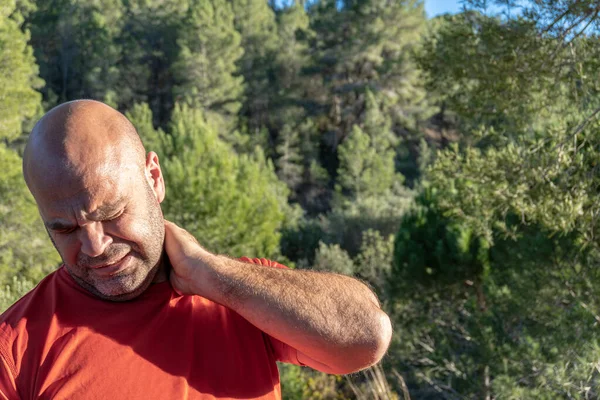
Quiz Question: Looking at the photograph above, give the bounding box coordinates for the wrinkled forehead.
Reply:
[33,160,141,220]
[24,100,147,201]
[29,146,140,193]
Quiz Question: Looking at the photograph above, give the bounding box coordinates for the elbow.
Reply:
[332,309,393,375]
[360,309,393,371]
[374,309,393,363]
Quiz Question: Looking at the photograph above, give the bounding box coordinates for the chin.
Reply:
[97,284,152,302]
[71,262,160,302]
[98,269,158,302]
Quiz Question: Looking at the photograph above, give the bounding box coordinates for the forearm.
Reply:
[191,251,392,374]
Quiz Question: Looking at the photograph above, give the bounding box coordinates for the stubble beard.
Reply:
[55,188,165,302]
[69,257,162,302]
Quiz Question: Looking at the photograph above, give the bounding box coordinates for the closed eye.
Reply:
[50,225,77,235]
[105,209,125,222]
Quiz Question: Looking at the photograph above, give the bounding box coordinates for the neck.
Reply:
[151,251,171,284]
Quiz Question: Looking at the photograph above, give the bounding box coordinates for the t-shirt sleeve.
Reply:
[267,334,305,366]
[0,334,19,400]
[238,257,305,366]
[237,257,288,270]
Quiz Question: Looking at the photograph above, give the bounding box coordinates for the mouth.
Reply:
[90,254,133,276]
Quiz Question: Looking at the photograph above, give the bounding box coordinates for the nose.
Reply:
[78,222,112,257]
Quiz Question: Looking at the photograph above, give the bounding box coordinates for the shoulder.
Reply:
[237,257,289,269]
[0,269,64,338]
[0,269,63,383]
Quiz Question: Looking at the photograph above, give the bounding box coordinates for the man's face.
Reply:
[34,155,165,301]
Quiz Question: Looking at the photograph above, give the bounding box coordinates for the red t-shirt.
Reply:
[0,258,300,400]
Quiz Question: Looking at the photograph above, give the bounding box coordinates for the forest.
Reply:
[2,0,600,398]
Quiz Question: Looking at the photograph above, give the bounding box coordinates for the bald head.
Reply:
[21,100,167,301]
[23,100,146,197]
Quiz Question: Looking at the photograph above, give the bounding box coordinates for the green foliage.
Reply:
[308,0,430,137]
[280,217,325,268]
[393,191,491,291]
[281,185,413,271]
[0,276,35,312]
[427,122,600,248]
[0,2,56,311]
[312,242,354,276]
[354,230,394,299]
[278,364,351,400]
[268,3,314,151]
[278,119,331,212]
[173,0,244,125]
[0,144,59,291]
[275,124,304,191]
[336,126,397,199]
[230,0,278,131]
[389,4,600,396]
[390,191,599,398]
[336,91,403,202]
[279,364,306,400]
[0,0,43,141]
[418,10,600,143]
[128,103,293,257]
[6,0,600,397]
[29,0,123,106]
[324,187,414,257]
[272,4,311,99]
[115,0,184,124]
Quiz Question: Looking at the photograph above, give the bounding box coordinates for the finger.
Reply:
[169,269,185,296]
[164,220,202,257]
[165,220,199,244]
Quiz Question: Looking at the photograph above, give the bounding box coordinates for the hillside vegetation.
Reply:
[2,0,600,397]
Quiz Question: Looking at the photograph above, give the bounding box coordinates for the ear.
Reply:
[145,151,165,203]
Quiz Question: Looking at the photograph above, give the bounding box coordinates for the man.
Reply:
[0,100,392,399]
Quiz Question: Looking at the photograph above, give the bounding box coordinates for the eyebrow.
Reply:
[45,196,126,230]
[45,220,76,231]
[89,197,125,220]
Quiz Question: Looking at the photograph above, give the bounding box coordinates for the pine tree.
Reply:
[273,3,312,99]
[172,0,244,126]
[0,0,59,305]
[308,0,429,145]
[115,0,184,125]
[312,242,355,276]
[0,145,60,285]
[127,103,294,257]
[336,91,401,199]
[0,0,43,142]
[275,124,303,191]
[271,4,324,208]
[28,0,124,107]
[229,0,278,131]
[362,90,398,152]
[396,3,600,397]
